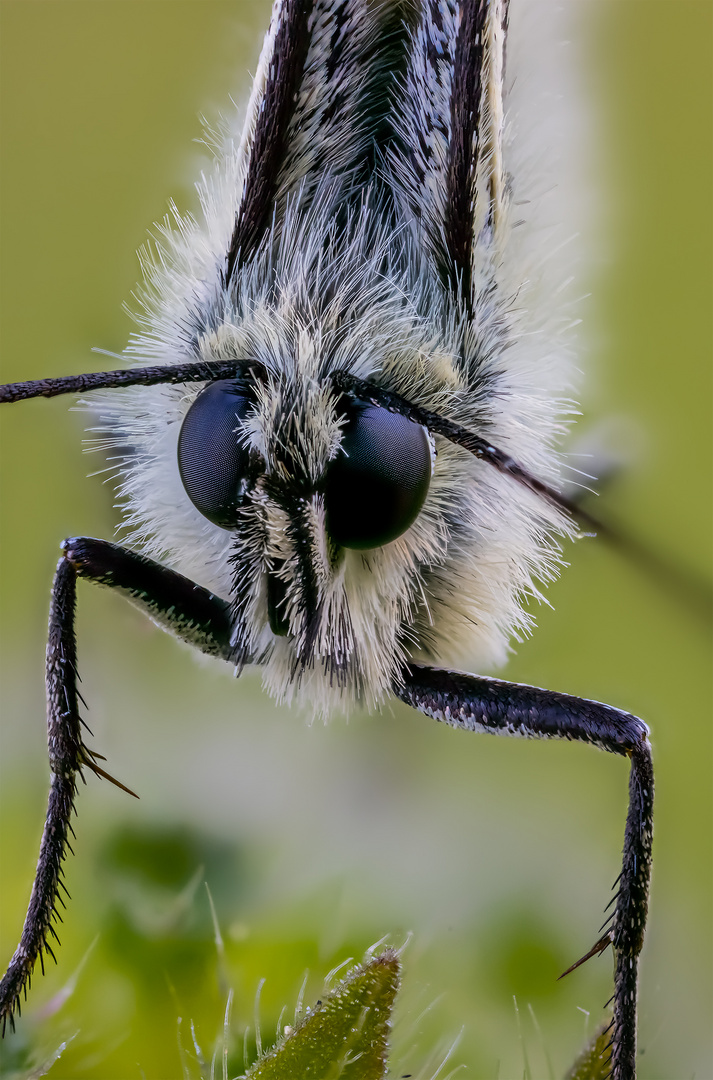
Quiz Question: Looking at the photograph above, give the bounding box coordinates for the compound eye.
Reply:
[178,379,254,529]
[325,402,431,550]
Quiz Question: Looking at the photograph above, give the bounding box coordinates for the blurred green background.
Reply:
[0,2,710,1077]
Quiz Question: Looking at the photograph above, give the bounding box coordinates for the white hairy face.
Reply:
[102,193,570,715]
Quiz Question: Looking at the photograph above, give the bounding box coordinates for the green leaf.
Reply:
[565,1020,613,1080]
[244,949,400,1080]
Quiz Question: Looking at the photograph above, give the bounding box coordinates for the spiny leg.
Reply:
[0,557,84,1034]
[395,663,653,1080]
[0,538,236,1032]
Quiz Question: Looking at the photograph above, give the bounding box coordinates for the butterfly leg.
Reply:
[396,663,654,1080]
[0,537,235,1032]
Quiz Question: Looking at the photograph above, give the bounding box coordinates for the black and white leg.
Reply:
[0,538,236,1032]
[395,663,654,1080]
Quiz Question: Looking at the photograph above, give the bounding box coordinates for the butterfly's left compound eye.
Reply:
[178,379,254,529]
[325,402,432,550]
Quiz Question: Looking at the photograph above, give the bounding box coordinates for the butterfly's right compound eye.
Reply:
[178,379,254,529]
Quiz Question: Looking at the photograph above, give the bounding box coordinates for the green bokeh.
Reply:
[0,2,710,1077]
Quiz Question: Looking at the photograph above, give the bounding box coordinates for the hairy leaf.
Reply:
[244,949,400,1080]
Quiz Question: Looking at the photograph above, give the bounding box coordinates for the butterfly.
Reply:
[0,2,655,1076]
